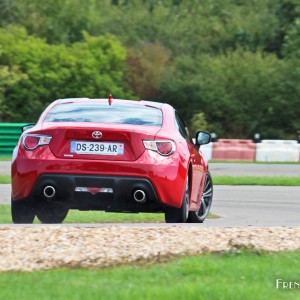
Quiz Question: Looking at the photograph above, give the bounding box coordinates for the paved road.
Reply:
[205,185,300,227]
[1,184,299,227]
[0,184,10,204]
[209,162,300,177]
[0,161,10,176]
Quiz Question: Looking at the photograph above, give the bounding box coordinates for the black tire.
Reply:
[36,202,69,224]
[188,170,213,223]
[11,198,35,224]
[165,176,189,223]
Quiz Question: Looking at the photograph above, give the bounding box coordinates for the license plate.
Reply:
[70,141,124,155]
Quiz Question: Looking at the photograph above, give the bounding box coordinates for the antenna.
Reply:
[108,94,113,106]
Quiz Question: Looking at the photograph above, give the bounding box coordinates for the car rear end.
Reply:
[12,98,187,215]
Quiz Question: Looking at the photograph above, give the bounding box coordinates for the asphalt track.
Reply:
[1,162,299,227]
[209,162,300,177]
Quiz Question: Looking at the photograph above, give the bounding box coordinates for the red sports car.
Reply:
[11,97,213,223]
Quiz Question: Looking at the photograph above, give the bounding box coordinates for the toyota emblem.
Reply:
[92,131,102,139]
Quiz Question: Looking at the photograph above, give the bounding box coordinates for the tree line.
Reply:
[0,0,299,138]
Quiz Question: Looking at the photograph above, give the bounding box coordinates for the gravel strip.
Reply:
[0,226,299,272]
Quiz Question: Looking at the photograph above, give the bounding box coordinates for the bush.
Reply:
[0,26,131,122]
[163,49,299,139]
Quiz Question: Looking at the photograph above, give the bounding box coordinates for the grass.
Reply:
[213,176,300,186]
[0,205,162,223]
[210,160,300,164]
[0,250,299,300]
[0,156,11,161]
[0,175,10,184]
[0,204,217,224]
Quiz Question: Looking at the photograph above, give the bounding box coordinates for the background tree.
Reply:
[0,66,27,121]
[0,26,130,121]
[162,49,298,138]
[126,42,170,100]
[190,112,210,136]
[0,0,299,138]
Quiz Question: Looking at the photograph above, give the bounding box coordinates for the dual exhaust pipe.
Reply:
[43,185,147,203]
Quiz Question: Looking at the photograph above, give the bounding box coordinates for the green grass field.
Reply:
[0,204,217,224]
[213,176,300,186]
[0,251,299,300]
[0,175,11,184]
[210,160,300,164]
[0,205,162,223]
[0,156,11,161]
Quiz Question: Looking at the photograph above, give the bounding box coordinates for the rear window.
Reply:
[44,102,162,126]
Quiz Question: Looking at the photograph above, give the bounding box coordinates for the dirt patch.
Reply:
[0,226,299,272]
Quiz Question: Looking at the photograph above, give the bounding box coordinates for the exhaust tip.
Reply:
[43,185,56,199]
[133,189,146,204]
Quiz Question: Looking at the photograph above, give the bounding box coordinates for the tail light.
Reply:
[143,140,176,156]
[23,134,52,150]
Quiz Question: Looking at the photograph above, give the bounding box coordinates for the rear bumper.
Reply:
[28,174,162,212]
[11,147,188,209]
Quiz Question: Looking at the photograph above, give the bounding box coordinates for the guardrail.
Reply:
[0,123,27,155]
[212,139,256,161]
[200,139,300,162]
[256,140,300,162]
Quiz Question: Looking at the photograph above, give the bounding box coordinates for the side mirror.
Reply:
[195,131,211,146]
[22,124,36,132]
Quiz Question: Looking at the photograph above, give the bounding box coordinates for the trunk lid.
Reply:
[41,122,160,161]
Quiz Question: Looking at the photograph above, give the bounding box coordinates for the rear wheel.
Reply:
[36,202,69,224]
[11,198,35,224]
[165,176,189,223]
[188,170,213,223]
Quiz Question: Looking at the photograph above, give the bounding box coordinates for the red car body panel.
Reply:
[11,98,208,212]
